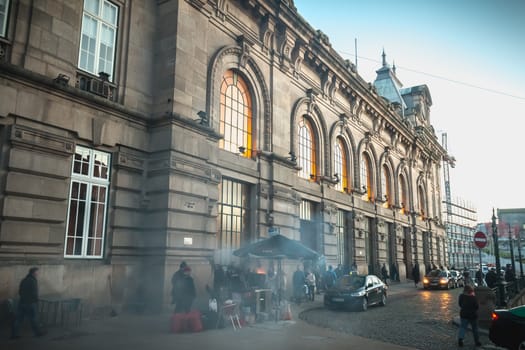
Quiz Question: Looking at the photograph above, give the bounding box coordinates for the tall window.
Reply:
[79,0,118,81]
[334,138,348,192]
[418,185,426,218]
[381,165,391,207]
[298,118,316,180]
[336,210,347,265]
[399,174,408,215]
[65,146,110,258]
[360,153,373,200]
[218,178,248,257]
[0,0,9,37]
[219,70,253,157]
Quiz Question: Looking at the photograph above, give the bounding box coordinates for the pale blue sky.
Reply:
[295,0,525,223]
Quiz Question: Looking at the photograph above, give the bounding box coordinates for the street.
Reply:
[301,284,500,350]
[1,282,508,350]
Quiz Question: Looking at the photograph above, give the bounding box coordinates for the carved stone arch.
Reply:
[356,140,378,198]
[329,119,355,190]
[379,153,395,202]
[290,95,329,176]
[207,44,272,150]
[342,125,359,188]
[416,173,428,217]
[396,166,411,211]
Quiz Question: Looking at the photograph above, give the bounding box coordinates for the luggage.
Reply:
[186,310,203,332]
[171,313,187,333]
[170,311,203,333]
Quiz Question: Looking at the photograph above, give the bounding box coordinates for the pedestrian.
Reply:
[11,267,45,339]
[292,264,306,304]
[323,265,337,290]
[171,261,188,306]
[484,268,498,288]
[463,271,475,287]
[504,264,516,282]
[305,269,316,301]
[475,268,484,286]
[173,266,196,313]
[412,263,420,288]
[381,263,389,286]
[390,262,399,282]
[350,261,358,274]
[457,284,481,347]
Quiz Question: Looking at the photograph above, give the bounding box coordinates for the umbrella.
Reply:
[233,234,320,260]
[233,234,320,321]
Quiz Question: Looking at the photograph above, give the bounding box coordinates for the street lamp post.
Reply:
[508,224,516,273]
[519,226,524,278]
[492,209,505,306]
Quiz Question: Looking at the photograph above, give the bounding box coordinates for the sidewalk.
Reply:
[2,282,419,350]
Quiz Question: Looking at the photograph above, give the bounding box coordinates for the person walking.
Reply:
[305,269,316,301]
[390,262,399,282]
[171,261,188,307]
[412,263,420,288]
[292,265,306,304]
[173,266,196,313]
[11,267,45,339]
[463,270,475,287]
[381,263,389,286]
[457,284,481,347]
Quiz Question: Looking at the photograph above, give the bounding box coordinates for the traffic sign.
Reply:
[473,231,488,249]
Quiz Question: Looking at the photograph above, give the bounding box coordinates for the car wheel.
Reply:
[360,297,368,311]
[379,292,386,306]
[517,339,525,350]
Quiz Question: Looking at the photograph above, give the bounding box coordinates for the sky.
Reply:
[294,0,525,223]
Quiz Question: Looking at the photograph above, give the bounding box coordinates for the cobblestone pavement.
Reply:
[299,284,506,350]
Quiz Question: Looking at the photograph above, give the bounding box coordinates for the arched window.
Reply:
[219,70,253,158]
[298,118,316,180]
[399,174,409,215]
[334,138,348,192]
[418,185,427,219]
[360,153,373,201]
[381,165,392,207]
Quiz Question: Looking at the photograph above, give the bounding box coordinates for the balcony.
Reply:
[76,71,117,102]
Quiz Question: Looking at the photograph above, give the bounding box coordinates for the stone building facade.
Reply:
[0,0,448,312]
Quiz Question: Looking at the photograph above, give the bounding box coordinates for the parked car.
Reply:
[450,270,464,288]
[422,269,455,289]
[489,305,525,350]
[323,274,387,311]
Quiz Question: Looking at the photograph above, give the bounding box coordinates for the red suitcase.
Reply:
[186,310,203,332]
[170,313,187,333]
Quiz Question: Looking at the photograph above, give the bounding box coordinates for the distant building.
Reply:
[0,0,448,312]
[442,197,477,268]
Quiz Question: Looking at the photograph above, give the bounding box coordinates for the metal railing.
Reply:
[492,278,525,308]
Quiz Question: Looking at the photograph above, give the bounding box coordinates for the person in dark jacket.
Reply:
[11,267,44,339]
[412,263,420,288]
[457,284,481,347]
[173,266,196,313]
[171,261,187,305]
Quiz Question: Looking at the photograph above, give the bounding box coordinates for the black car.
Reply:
[422,269,455,289]
[323,274,387,311]
[489,305,525,350]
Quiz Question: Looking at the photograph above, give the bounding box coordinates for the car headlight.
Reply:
[423,278,429,283]
[440,278,448,284]
[351,290,366,297]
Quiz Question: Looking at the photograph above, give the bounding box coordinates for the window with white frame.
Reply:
[79,0,118,81]
[0,0,9,37]
[65,146,110,258]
